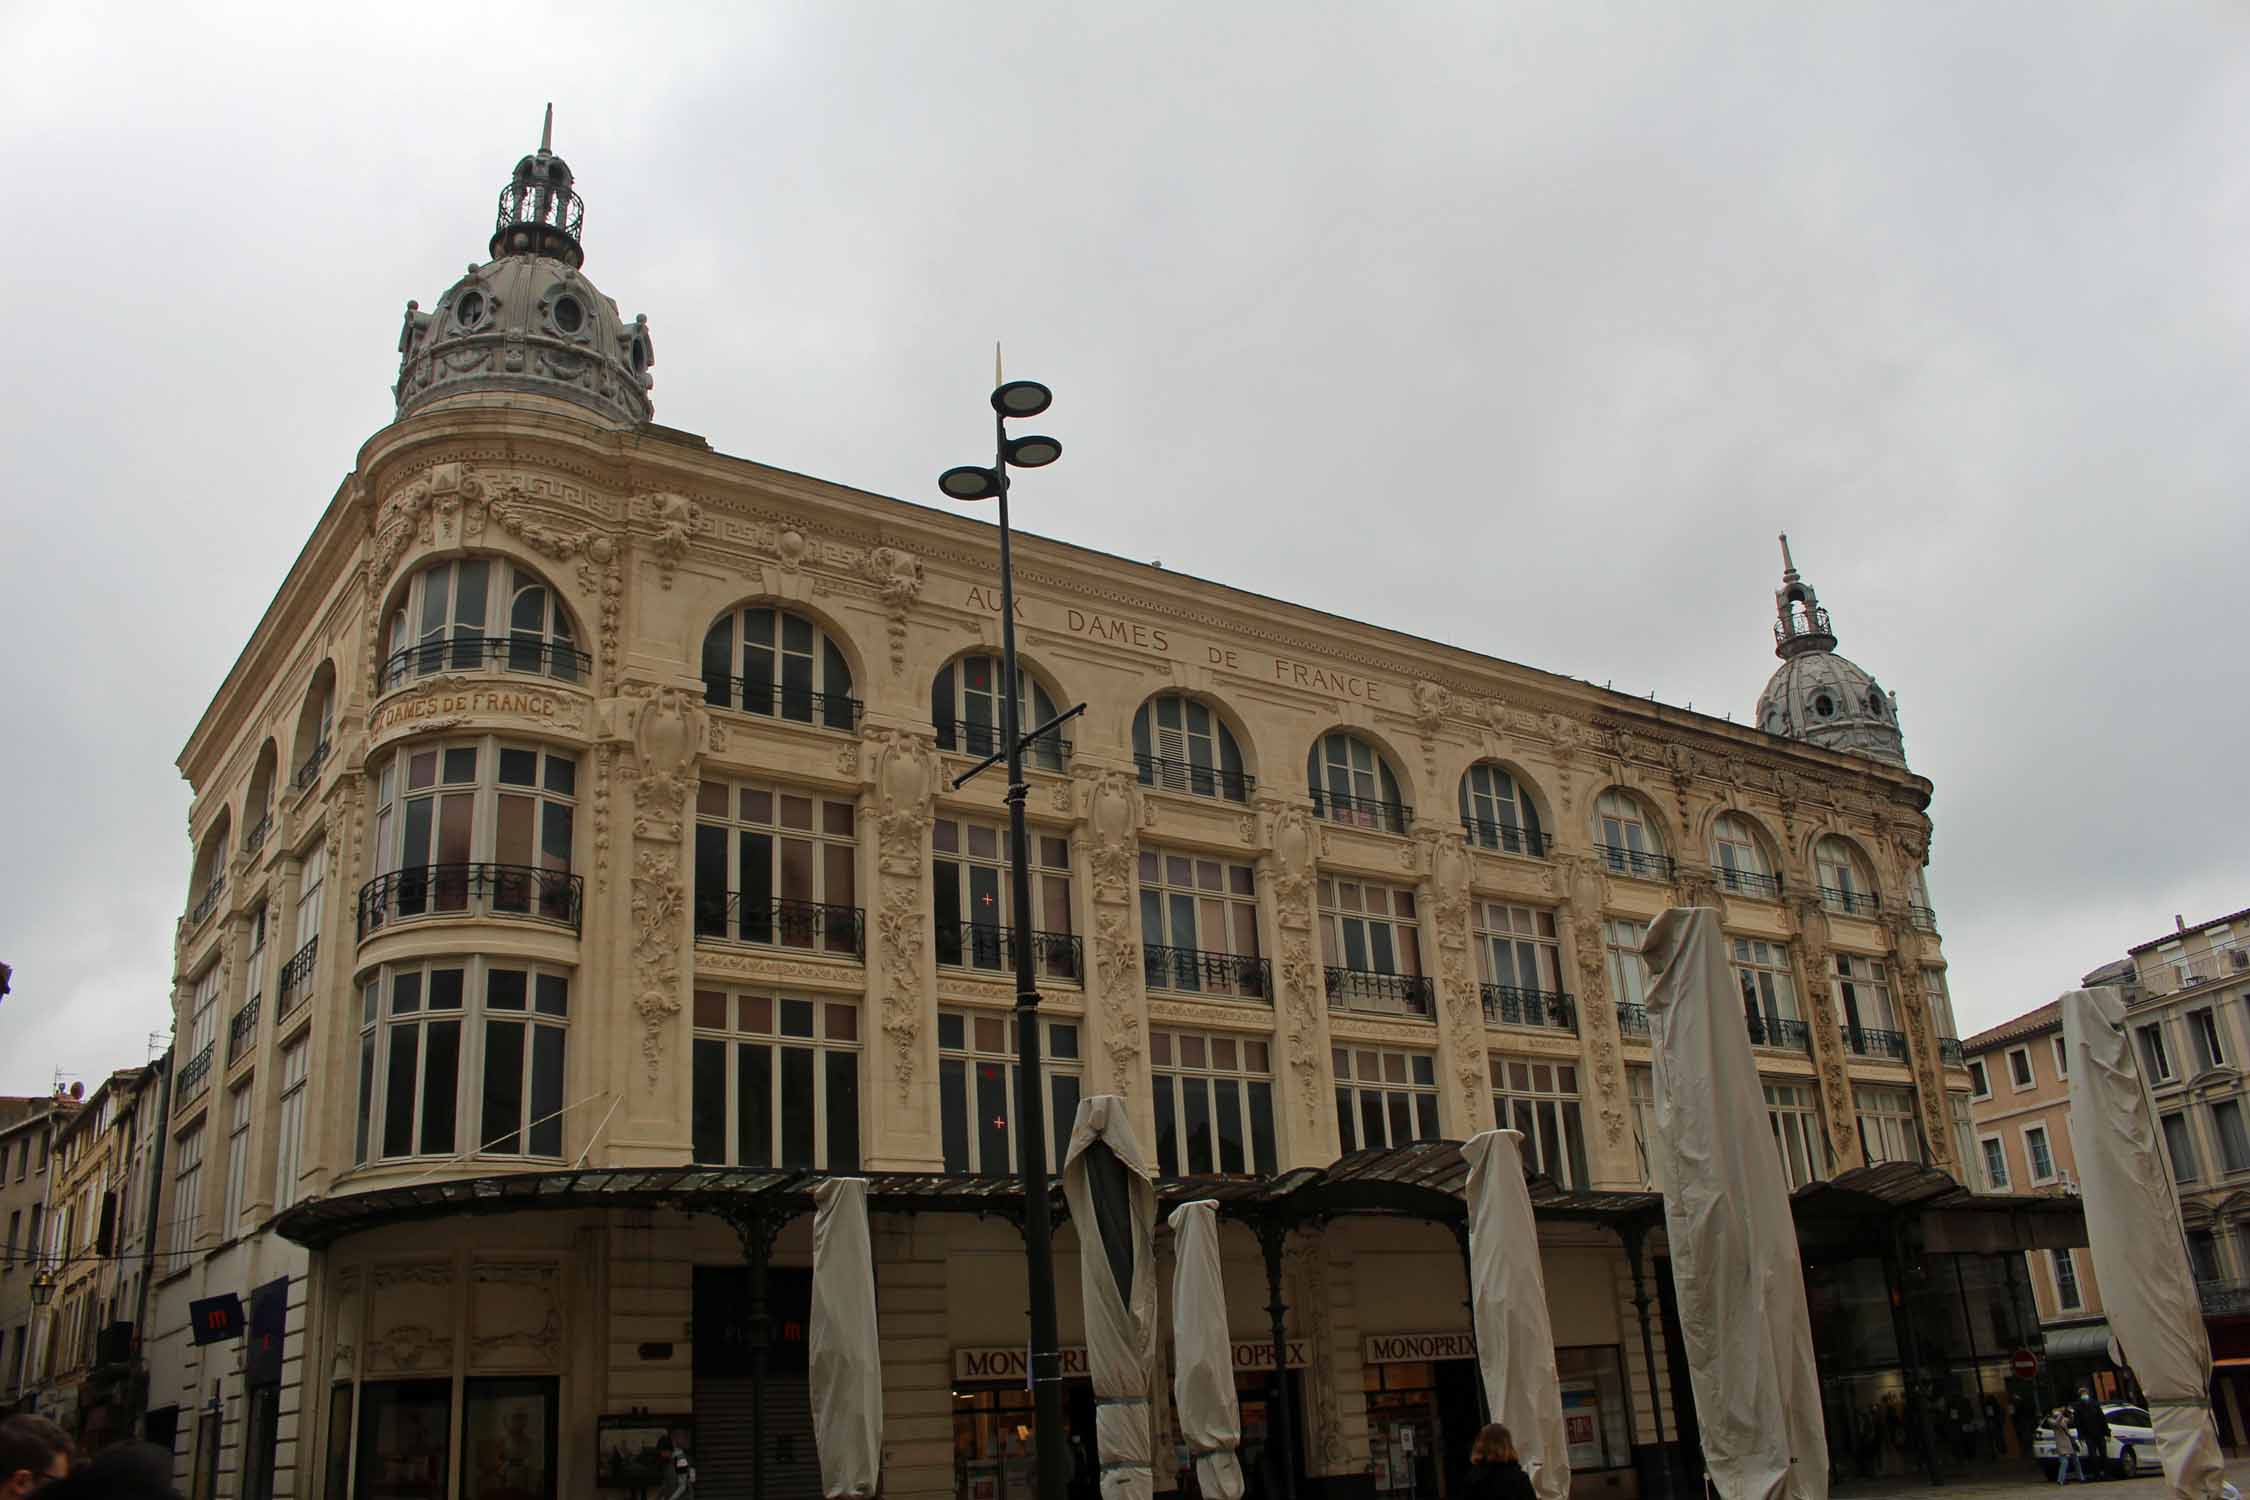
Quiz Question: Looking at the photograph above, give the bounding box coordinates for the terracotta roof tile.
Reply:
[1963,1000,2062,1054]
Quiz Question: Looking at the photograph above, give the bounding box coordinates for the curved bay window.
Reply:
[383,557,585,691]
[1814,835,1880,917]
[351,957,570,1166]
[693,779,862,956]
[702,605,859,730]
[1308,733,1410,834]
[933,655,1065,770]
[1319,877,1428,1018]
[1139,850,1267,1001]
[938,1009,1081,1174]
[359,740,581,936]
[1459,763,1547,856]
[690,990,860,1171]
[1151,1028,1277,1177]
[932,816,1077,982]
[1711,813,1781,899]
[1133,695,1251,801]
[1594,790,1671,881]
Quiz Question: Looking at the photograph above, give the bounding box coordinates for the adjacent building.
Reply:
[156,124,2005,1500]
[0,1096,70,1410]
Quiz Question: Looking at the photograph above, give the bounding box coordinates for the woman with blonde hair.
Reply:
[1466,1424,1535,1500]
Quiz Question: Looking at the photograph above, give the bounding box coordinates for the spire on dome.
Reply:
[1771,531,1837,660]
[492,103,585,267]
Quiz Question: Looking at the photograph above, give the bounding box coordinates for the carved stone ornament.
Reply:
[1426,831,1483,1096]
[1087,772,1142,905]
[373,1323,451,1373]
[877,883,924,1101]
[1569,913,1629,1148]
[1093,906,1144,1097]
[1290,1244,1349,1473]
[630,846,686,1092]
[622,685,708,844]
[1278,927,1325,1128]
[867,727,940,1098]
[470,1262,564,1366]
[1411,679,1454,779]
[1271,804,1316,919]
[640,491,704,589]
[860,545,925,674]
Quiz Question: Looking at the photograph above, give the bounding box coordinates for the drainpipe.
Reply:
[131,1057,173,1383]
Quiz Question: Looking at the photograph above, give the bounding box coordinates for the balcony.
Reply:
[356,864,585,939]
[693,893,865,959]
[938,722,1069,772]
[1747,1014,1811,1051]
[1325,967,1435,1019]
[937,922,1082,983]
[2199,1280,2250,1318]
[1481,985,1576,1032]
[1616,1002,1651,1038]
[1908,904,1939,933]
[241,811,272,859]
[381,634,592,695]
[1311,789,1413,837]
[1938,1036,1965,1068]
[176,1044,214,1108]
[1844,1025,1910,1061]
[701,673,863,733]
[289,739,330,794]
[1714,867,1782,901]
[276,938,318,1018]
[1135,753,1254,803]
[227,995,261,1065]
[1597,845,1675,883]
[1821,886,1881,919]
[1462,820,1552,859]
[187,878,226,928]
[1143,945,1272,1002]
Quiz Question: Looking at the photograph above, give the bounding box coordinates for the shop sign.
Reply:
[188,1293,243,1346]
[954,1339,1309,1382]
[1363,1330,1475,1364]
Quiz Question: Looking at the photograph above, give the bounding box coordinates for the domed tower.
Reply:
[392,107,654,427]
[1753,534,1907,765]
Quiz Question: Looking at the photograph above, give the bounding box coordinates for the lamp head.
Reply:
[991,380,1053,419]
[1003,435,1062,469]
[29,1269,53,1308]
[938,465,1002,502]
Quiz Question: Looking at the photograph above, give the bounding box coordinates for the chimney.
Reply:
[2179,914,2188,932]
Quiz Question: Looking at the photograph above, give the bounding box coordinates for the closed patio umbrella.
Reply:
[1168,1199,1244,1500]
[1063,1095,1159,1500]
[1641,906,1827,1500]
[811,1176,882,1498]
[1462,1128,1571,1500]
[2063,986,2226,1500]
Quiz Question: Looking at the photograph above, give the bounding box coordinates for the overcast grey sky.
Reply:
[2,2,2246,1092]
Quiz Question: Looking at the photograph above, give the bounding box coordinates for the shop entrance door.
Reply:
[693,1266,818,1500]
[1432,1359,1484,1499]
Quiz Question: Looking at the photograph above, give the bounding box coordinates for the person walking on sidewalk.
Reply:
[2051,1408,2084,1485]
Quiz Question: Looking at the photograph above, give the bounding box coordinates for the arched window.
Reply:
[1593,790,1671,881]
[1458,763,1546,856]
[1308,733,1409,835]
[1710,812,1780,899]
[933,656,1065,772]
[290,663,335,793]
[243,741,279,856]
[702,606,859,730]
[189,813,232,925]
[1814,836,1879,917]
[383,558,585,691]
[1133,695,1250,801]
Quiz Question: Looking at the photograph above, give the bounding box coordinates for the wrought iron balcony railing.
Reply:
[187,878,226,927]
[1844,1025,1910,1061]
[1144,945,1272,1001]
[496,181,584,241]
[2199,1279,2250,1318]
[1746,1014,1811,1051]
[1135,754,1254,803]
[177,1044,214,1107]
[1615,1002,1651,1038]
[1908,904,1939,933]
[1462,820,1553,858]
[700,673,863,732]
[289,739,329,794]
[1597,845,1675,882]
[1714,866,1782,900]
[1481,985,1576,1032]
[692,893,865,958]
[938,722,1069,772]
[1325,967,1435,1019]
[1311,789,1413,837]
[276,938,317,1017]
[937,922,1082,983]
[1821,886,1881,918]
[228,994,261,1065]
[381,633,591,694]
[356,863,584,939]
[1938,1036,1966,1069]
[241,812,272,859]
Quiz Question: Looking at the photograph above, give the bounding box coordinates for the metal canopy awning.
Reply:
[1790,1161,2089,1252]
[2041,1321,2117,1362]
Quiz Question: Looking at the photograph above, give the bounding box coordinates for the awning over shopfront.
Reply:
[2043,1322,2118,1362]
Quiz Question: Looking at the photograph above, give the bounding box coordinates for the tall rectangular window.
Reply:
[1733,938,1801,1042]
[1333,1046,1438,1151]
[1967,1059,1990,1099]
[1627,1067,1659,1190]
[479,969,570,1158]
[1475,903,1562,1002]
[2189,1229,2224,1284]
[1979,1136,2010,1190]
[1853,1084,1919,1165]
[932,819,1077,981]
[241,904,269,1015]
[275,1038,309,1212]
[1604,919,1650,1014]
[1765,1081,1830,1189]
[1139,852,1263,999]
[2191,1009,2228,1072]
[693,780,859,952]
[169,1126,205,1264]
[2024,1124,2055,1182]
[184,965,222,1098]
[2139,1024,2175,1083]
[2163,1112,2199,1182]
[1490,1058,1588,1188]
[1921,967,1958,1039]
[2053,1035,2069,1079]
[4,1210,17,1272]
[936,1010,1080,1175]
[690,991,860,1171]
[221,1085,252,1235]
[2008,1049,2034,1089]
[2216,1099,2250,1175]
[1318,877,1425,1016]
[284,842,325,1014]
[2051,1249,2082,1311]
[367,741,578,927]
[1150,1029,1275,1177]
[1831,953,1897,1034]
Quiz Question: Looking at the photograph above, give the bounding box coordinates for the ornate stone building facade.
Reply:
[157,126,1972,1500]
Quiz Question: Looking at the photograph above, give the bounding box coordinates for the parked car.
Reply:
[2033,1403,2155,1479]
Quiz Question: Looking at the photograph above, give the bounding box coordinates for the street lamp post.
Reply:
[940,378,1072,1500]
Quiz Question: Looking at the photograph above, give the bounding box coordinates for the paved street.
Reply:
[1832,1459,2250,1499]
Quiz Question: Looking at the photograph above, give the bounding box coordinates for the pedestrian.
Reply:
[1464,1424,1536,1500]
[2052,1409,2084,1485]
[0,1416,72,1499]
[2071,1389,2111,1481]
[38,1443,175,1500]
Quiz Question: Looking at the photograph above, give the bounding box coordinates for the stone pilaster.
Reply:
[1082,768,1155,1149]
[1789,894,1865,1171]
[1266,801,1340,1168]
[865,726,944,1170]
[1422,829,1490,1139]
